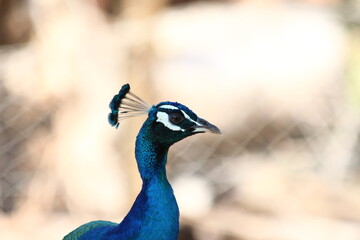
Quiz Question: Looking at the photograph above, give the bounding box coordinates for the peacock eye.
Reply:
[169,112,184,124]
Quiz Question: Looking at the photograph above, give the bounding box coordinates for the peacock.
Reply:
[63,83,221,240]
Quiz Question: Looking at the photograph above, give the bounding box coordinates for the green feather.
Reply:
[63,221,117,240]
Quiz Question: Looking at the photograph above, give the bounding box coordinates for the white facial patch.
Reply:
[192,127,210,133]
[156,112,185,132]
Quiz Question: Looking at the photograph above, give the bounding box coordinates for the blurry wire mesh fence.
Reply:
[0,81,56,213]
[1,0,360,240]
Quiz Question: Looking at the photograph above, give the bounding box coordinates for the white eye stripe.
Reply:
[158,104,197,122]
[180,110,199,125]
[157,105,199,130]
[156,112,185,132]
[158,105,179,110]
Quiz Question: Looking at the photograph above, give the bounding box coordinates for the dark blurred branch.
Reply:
[0,0,32,45]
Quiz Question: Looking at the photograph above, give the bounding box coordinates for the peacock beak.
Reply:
[193,117,221,134]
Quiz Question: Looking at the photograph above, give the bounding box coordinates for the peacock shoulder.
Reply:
[63,220,117,240]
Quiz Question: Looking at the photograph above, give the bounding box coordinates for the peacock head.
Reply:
[108,84,221,146]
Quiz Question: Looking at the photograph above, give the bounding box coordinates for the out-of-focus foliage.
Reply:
[1,0,360,240]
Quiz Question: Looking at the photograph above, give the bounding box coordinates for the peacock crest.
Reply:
[108,83,151,128]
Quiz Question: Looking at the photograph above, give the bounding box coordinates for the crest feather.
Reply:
[108,84,150,128]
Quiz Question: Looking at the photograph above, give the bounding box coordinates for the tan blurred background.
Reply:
[1,0,360,239]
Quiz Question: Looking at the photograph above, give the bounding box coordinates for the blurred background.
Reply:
[1,0,360,239]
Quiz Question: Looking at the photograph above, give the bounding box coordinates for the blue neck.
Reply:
[113,121,179,240]
[135,124,169,180]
